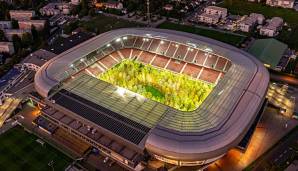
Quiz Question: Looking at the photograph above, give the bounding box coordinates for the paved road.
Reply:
[270,72,298,86]
[252,127,298,171]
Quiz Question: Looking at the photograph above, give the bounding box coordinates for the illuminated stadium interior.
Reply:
[34,28,269,169]
[94,59,214,111]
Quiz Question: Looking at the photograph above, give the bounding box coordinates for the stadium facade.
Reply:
[33,28,269,170]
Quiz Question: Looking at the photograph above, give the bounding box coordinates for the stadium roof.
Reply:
[35,28,269,163]
[248,38,287,68]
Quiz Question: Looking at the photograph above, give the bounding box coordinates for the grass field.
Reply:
[99,60,213,111]
[158,22,246,46]
[0,126,72,171]
[79,14,144,34]
[219,0,298,50]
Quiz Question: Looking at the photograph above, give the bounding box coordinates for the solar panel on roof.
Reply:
[51,89,150,145]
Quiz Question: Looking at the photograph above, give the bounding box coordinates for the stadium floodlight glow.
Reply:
[135,93,145,102]
[80,58,84,62]
[205,47,213,52]
[122,36,128,40]
[187,47,193,52]
[143,38,149,42]
[116,87,126,97]
[69,64,74,68]
[175,44,179,48]
[186,42,197,48]
[160,40,164,44]
[106,44,111,47]
[116,38,121,42]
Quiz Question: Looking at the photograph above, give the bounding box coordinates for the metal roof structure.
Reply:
[34,28,269,165]
[248,38,287,68]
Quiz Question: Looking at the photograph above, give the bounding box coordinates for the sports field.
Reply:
[99,60,213,111]
[0,126,72,171]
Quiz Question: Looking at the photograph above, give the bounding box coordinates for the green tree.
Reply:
[12,35,22,52]
[0,1,10,20]
[11,19,19,29]
[21,32,33,48]
[0,29,5,41]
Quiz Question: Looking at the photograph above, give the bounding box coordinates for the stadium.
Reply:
[34,28,269,170]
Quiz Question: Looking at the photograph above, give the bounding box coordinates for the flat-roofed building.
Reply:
[95,1,124,9]
[197,6,227,24]
[250,13,265,25]
[204,6,227,18]
[9,10,35,20]
[197,13,220,24]
[0,21,12,30]
[22,49,57,71]
[266,0,294,8]
[18,20,46,31]
[4,29,31,41]
[40,3,72,16]
[239,13,264,32]
[0,42,14,55]
[0,0,13,4]
[260,17,283,37]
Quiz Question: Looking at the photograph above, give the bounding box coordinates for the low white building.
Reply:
[238,13,264,32]
[40,3,72,16]
[196,6,227,24]
[4,29,31,41]
[260,17,283,37]
[266,0,294,8]
[197,13,220,24]
[18,20,46,31]
[0,42,14,55]
[71,0,81,5]
[0,21,12,30]
[250,13,265,25]
[9,10,35,20]
[204,6,227,19]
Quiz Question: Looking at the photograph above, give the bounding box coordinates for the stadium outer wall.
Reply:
[34,28,270,167]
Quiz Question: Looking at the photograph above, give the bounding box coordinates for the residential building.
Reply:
[248,0,262,2]
[95,1,123,10]
[260,17,283,37]
[0,0,13,4]
[238,13,264,32]
[0,42,14,55]
[204,6,227,18]
[196,6,227,24]
[250,13,265,25]
[266,0,294,8]
[197,13,220,24]
[163,4,174,11]
[4,29,30,41]
[9,10,35,20]
[0,21,12,30]
[71,0,81,5]
[22,49,57,71]
[18,20,46,31]
[40,3,72,16]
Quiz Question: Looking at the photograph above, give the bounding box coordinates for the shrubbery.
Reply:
[99,60,213,111]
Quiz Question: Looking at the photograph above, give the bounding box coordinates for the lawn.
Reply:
[79,14,144,34]
[99,60,214,111]
[219,0,298,50]
[0,126,72,171]
[158,22,246,46]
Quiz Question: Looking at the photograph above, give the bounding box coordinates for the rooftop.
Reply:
[44,32,94,55]
[22,49,57,67]
[248,38,288,68]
